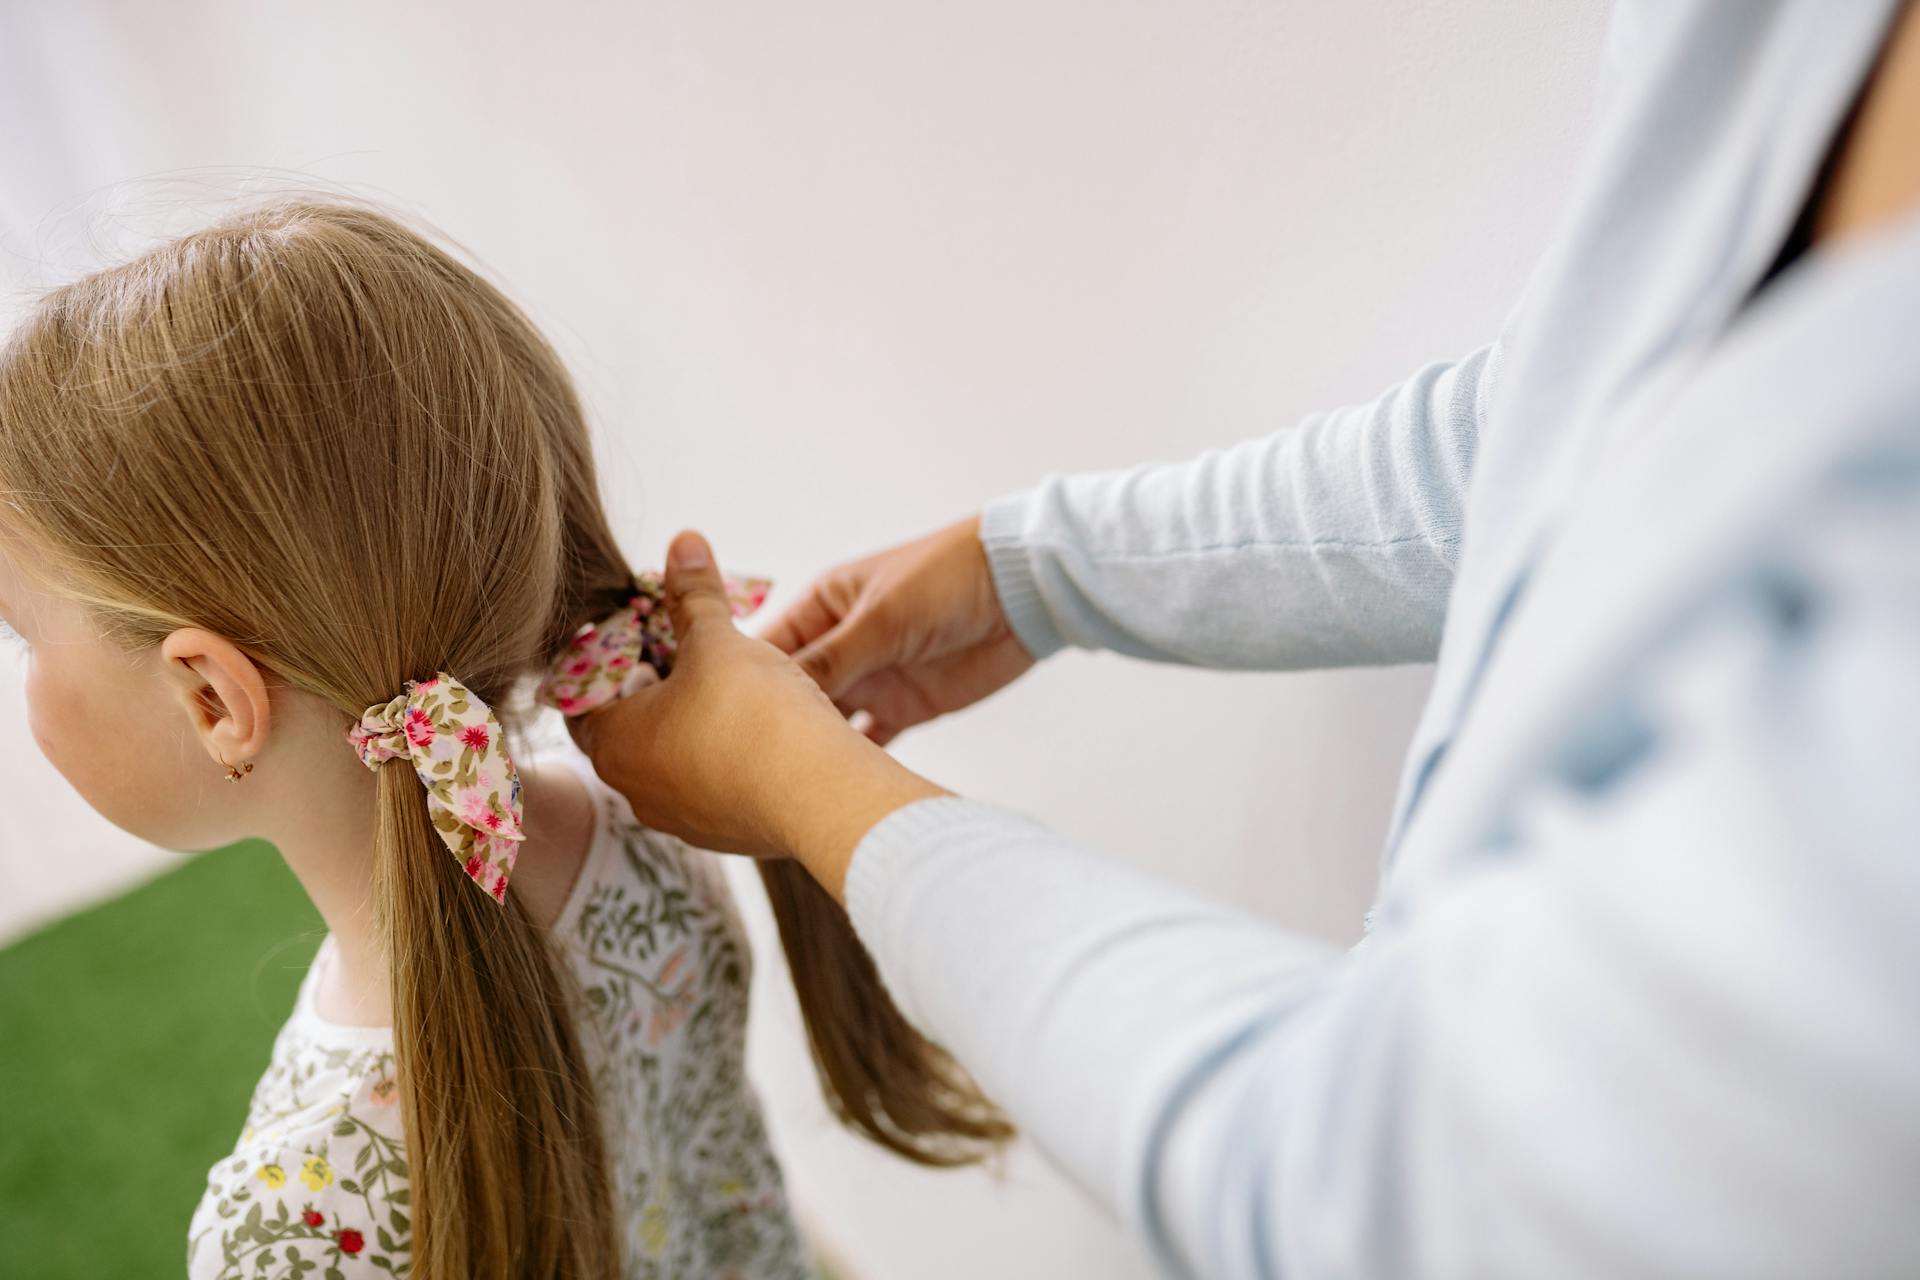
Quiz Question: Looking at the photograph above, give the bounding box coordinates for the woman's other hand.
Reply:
[756,515,1036,746]
[570,531,952,898]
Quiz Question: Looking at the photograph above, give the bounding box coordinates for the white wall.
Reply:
[0,3,1603,1274]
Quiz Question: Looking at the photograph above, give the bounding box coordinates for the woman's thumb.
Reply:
[663,529,731,639]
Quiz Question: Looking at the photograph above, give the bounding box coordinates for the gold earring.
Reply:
[218,752,255,783]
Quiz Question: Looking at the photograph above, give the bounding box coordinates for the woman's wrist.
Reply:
[769,726,952,901]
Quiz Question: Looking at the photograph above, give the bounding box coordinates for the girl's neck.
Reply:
[280,759,598,1028]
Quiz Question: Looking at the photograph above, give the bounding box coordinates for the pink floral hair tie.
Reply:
[538,569,772,717]
[348,672,524,904]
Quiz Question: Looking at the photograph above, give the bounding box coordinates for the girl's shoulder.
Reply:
[549,750,754,974]
[186,1019,410,1278]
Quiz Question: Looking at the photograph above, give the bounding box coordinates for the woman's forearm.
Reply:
[840,793,1340,1276]
[762,727,952,901]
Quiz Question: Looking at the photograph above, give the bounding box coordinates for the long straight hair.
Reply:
[0,199,1008,1278]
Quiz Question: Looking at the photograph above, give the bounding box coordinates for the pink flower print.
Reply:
[352,723,402,763]
[491,873,507,902]
[608,654,633,670]
[566,656,594,677]
[403,707,435,748]
[481,806,507,832]
[459,723,490,752]
[457,788,492,828]
[414,676,440,690]
[463,854,484,879]
[634,596,654,616]
[474,829,519,869]
[557,695,585,715]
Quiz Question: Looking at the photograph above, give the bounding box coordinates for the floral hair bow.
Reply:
[538,569,772,716]
[348,673,524,903]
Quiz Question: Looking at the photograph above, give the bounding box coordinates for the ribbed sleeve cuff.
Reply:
[978,487,1068,662]
[843,793,1048,1025]
[845,794,1004,939]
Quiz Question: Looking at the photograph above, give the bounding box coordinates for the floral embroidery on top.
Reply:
[186,760,810,1280]
[188,1044,412,1278]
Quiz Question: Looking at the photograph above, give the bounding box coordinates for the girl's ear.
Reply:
[159,628,272,767]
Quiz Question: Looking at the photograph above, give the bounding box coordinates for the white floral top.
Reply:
[185,756,811,1279]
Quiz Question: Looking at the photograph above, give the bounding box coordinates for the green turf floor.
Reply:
[0,843,324,1278]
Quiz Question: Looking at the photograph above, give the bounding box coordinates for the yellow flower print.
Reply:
[255,1163,287,1189]
[641,1202,669,1257]
[299,1156,334,1191]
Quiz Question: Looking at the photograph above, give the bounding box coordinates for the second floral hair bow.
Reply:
[537,569,773,716]
[348,673,525,903]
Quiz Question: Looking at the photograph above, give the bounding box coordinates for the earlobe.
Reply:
[159,627,272,769]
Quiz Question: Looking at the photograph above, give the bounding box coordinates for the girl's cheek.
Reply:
[25,658,111,807]
[24,650,180,842]
[19,626,232,850]
[23,657,74,775]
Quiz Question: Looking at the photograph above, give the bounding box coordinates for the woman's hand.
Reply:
[756,514,1037,745]
[569,531,953,899]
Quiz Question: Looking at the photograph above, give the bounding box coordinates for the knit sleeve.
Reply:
[980,340,1502,670]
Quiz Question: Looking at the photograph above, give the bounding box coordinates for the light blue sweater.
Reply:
[845,3,1920,1276]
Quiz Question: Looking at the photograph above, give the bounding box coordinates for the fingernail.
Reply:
[671,532,710,569]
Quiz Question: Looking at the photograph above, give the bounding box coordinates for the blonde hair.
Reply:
[0,199,1008,1278]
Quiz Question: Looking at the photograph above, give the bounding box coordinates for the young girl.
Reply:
[0,200,1006,1278]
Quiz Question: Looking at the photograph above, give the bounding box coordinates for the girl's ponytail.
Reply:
[368,754,619,1278]
[522,242,1013,1167]
[543,545,1012,1167]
